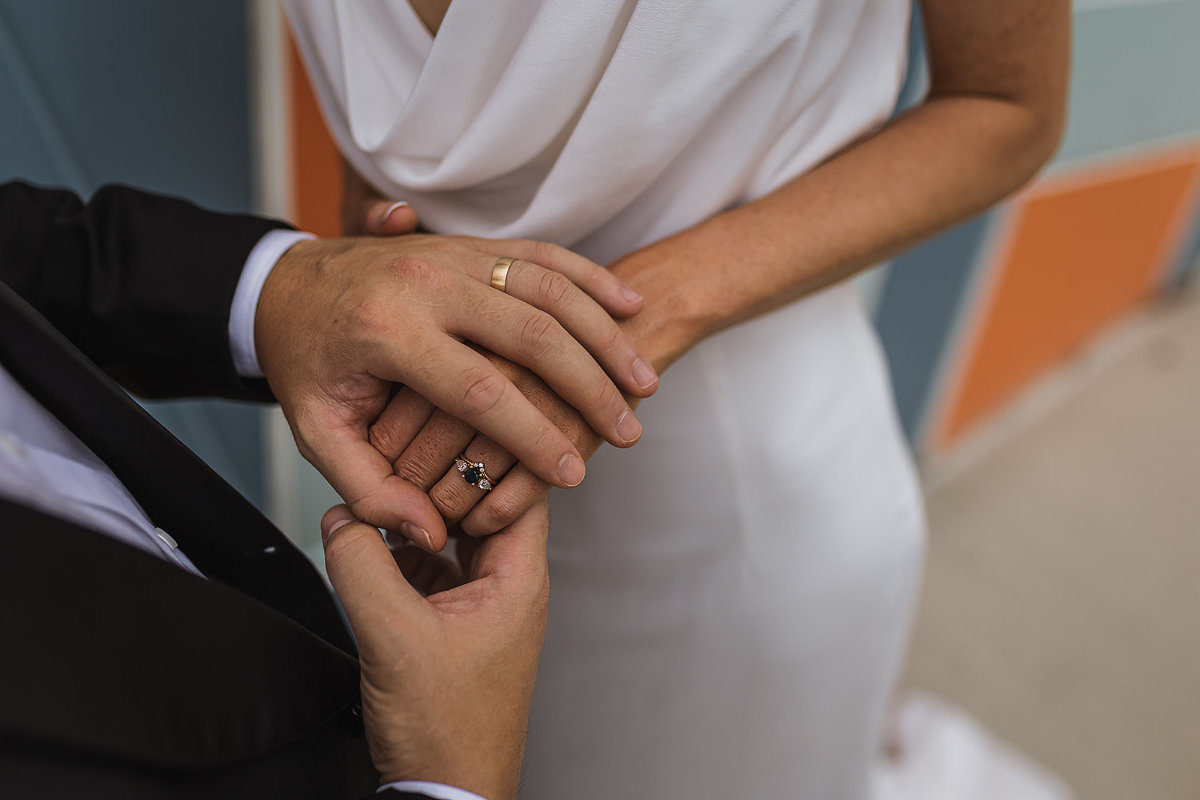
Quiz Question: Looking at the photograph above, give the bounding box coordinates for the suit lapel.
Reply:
[0,281,353,653]
[0,499,362,768]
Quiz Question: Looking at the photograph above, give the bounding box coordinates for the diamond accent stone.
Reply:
[478,479,492,491]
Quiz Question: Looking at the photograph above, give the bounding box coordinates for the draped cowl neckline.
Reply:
[286,0,910,260]
[322,0,644,198]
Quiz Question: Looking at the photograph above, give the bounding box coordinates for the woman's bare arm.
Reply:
[615,0,1071,372]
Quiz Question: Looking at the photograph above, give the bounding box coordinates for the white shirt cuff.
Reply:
[228,229,316,377]
[378,780,489,800]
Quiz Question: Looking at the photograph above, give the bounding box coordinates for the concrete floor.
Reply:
[901,281,1200,800]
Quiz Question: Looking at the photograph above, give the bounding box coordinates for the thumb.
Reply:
[321,505,424,635]
[469,501,551,589]
[300,417,449,551]
[365,200,420,236]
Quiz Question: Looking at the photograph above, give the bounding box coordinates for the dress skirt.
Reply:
[525,282,927,799]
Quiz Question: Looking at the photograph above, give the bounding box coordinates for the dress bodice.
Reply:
[284,0,910,262]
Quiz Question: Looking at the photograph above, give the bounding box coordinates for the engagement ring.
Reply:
[455,455,496,491]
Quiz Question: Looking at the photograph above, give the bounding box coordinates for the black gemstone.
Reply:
[463,467,481,484]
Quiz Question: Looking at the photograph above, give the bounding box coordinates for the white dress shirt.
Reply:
[0,229,484,800]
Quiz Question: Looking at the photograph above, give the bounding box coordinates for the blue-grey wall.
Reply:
[0,0,266,506]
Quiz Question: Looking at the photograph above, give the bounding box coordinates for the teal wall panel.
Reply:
[0,0,266,508]
[875,214,994,441]
[0,1,253,209]
[1058,1,1200,164]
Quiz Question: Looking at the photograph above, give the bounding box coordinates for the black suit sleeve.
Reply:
[0,180,291,400]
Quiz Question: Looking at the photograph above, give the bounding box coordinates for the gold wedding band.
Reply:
[491,256,516,293]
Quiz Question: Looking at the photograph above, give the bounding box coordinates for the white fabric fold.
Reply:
[284,0,909,262]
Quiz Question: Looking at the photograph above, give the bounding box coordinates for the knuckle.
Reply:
[345,294,394,336]
[460,368,508,417]
[482,493,523,531]
[391,457,430,487]
[537,270,576,310]
[594,374,623,414]
[522,418,560,455]
[428,482,469,520]
[518,312,564,359]
[602,323,626,356]
[367,420,405,462]
[529,239,561,268]
[390,434,453,486]
[383,255,433,286]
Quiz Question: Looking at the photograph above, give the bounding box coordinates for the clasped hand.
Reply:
[256,213,657,550]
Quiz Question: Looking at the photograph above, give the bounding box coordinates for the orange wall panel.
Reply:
[936,151,1200,446]
[288,35,342,237]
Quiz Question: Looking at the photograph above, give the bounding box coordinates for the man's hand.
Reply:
[321,502,549,800]
[255,234,657,547]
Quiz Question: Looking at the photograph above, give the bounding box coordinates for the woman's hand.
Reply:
[341,161,422,237]
[367,352,612,540]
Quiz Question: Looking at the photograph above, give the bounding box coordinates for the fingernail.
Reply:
[616,409,642,444]
[632,358,658,390]
[400,521,433,552]
[378,201,410,225]
[620,284,643,304]
[557,453,586,487]
[321,514,354,544]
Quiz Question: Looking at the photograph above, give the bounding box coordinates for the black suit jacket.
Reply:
[0,182,428,799]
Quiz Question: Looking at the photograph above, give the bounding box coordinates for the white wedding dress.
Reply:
[285,2,927,797]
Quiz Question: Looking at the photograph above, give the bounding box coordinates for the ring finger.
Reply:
[390,409,476,497]
[428,434,517,525]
